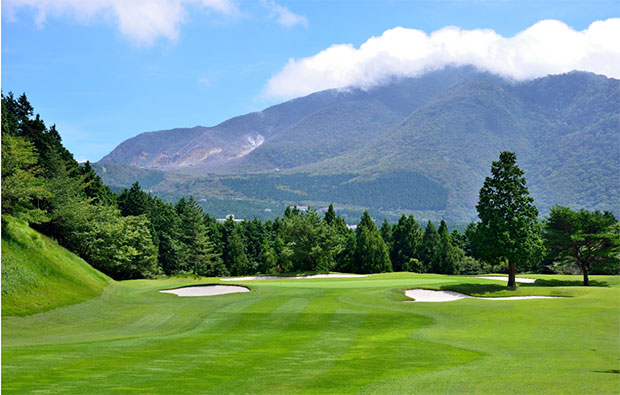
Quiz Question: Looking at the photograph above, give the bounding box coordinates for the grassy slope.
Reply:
[2,273,619,393]
[1,216,112,316]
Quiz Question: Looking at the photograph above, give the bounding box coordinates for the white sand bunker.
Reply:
[405,289,559,302]
[476,276,536,283]
[221,274,369,281]
[160,285,250,297]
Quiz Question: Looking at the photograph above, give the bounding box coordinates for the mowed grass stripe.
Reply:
[1,294,266,393]
[2,273,619,394]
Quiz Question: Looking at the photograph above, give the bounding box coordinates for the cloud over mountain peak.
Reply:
[265,18,620,99]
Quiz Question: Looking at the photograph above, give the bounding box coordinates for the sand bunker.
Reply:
[405,289,559,302]
[221,274,369,281]
[476,276,536,283]
[160,285,250,297]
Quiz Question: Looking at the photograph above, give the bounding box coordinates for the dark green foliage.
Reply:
[436,220,463,274]
[257,240,278,274]
[324,204,337,225]
[543,206,620,285]
[419,221,441,273]
[390,215,423,272]
[118,182,149,216]
[81,161,115,205]
[456,256,490,275]
[226,229,253,276]
[354,212,392,274]
[280,208,342,272]
[220,171,448,211]
[175,197,221,276]
[472,152,544,287]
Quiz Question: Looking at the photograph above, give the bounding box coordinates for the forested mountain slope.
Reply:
[97,68,620,221]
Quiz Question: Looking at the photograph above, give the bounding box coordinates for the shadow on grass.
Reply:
[593,369,619,374]
[440,283,508,294]
[526,279,609,288]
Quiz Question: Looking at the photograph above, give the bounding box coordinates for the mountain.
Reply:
[97,68,620,222]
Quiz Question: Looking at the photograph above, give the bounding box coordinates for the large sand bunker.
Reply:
[405,289,559,302]
[160,285,250,297]
[221,274,369,281]
[476,276,536,283]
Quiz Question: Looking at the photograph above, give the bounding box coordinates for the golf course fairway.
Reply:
[2,273,619,393]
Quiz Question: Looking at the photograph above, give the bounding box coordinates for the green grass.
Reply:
[1,216,112,316]
[2,272,619,393]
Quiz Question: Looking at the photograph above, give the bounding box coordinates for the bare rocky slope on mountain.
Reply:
[97,68,619,222]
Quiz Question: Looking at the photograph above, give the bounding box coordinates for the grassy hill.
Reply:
[1,216,112,316]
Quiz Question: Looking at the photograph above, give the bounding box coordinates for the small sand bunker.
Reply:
[476,276,536,283]
[160,285,249,297]
[405,289,559,302]
[221,274,369,281]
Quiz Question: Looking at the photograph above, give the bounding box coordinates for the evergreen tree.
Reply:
[354,212,392,273]
[226,229,252,276]
[473,151,544,287]
[391,215,422,272]
[150,197,181,275]
[543,206,620,285]
[257,240,278,274]
[419,221,440,273]
[81,161,115,205]
[380,219,393,252]
[118,182,149,217]
[437,220,462,274]
[176,197,219,275]
[324,203,337,225]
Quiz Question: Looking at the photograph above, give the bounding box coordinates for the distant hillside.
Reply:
[2,216,112,316]
[97,68,620,221]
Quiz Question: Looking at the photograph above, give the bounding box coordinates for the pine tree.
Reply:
[544,206,620,285]
[391,215,422,272]
[474,151,544,287]
[419,221,440,273]
[354,212,392,273]
[324,203,337,225]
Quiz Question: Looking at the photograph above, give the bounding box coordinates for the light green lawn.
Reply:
[1,216,111,316]
[3,272,619,393]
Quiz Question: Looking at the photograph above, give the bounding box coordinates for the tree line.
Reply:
[2,93,618,285]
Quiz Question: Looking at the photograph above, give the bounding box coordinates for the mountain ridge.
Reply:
[97,68,619,221]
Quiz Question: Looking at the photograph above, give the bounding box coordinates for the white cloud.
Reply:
[265,19,620,99]
[262,0,308,28]
[3,0,239,46]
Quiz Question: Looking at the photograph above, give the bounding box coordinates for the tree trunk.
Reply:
[581,264,589,286]
[507,260,516,288]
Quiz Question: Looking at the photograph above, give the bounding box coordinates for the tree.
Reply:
[473,151,544,287]
[280,208,340,272]
[1,133,51,223]
[543,206,620,285]
[225,229,252,276]
[419,221,440,273]
[118,181,149,217]
[324,203,337,225]
[176,197,219,275]
[437,220,462,274]
[354,212,392,273]
[390,215,423,272]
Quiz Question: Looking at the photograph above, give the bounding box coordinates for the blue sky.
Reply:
[2,0,619,162]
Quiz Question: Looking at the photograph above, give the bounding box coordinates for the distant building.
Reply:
[216,214,244,223]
